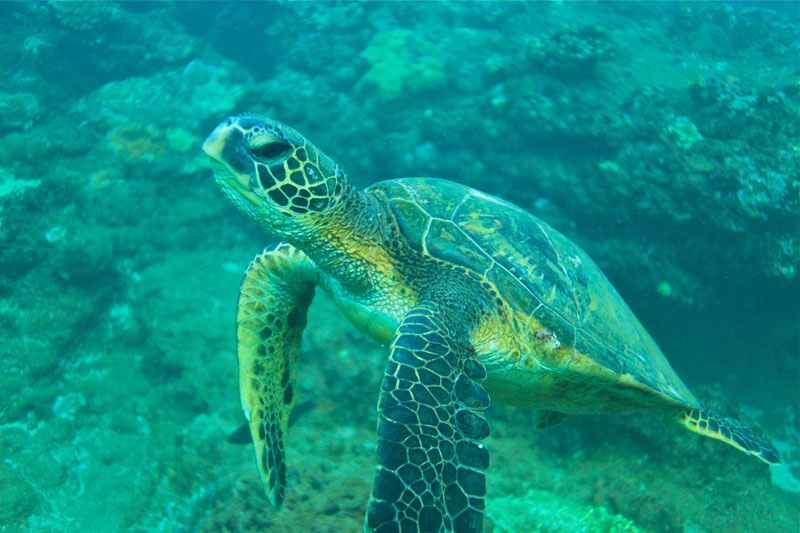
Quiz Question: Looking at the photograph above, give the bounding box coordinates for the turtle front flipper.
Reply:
[366,302,491,533]
[236,243,316,508]
[677,408,782,464]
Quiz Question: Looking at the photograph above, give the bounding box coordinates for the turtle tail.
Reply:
[676,408,781,465]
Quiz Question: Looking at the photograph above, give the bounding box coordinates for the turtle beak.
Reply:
[203,118,252,191]
[202,121,228,162]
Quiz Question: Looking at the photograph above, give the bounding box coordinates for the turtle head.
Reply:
[203,114,350,237]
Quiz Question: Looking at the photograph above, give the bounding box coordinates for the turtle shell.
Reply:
[368,177,698,408]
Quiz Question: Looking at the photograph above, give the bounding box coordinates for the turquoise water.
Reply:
[0,2,797,532]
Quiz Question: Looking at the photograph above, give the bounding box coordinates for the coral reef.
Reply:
[356,29,446,102]
[528,24,617,80]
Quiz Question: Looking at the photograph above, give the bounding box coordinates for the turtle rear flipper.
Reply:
[367,302,491,533]
[534,410,567,430]
[677,408,781,464]
[236,243,316,508]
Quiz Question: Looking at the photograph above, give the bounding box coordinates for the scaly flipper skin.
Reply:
[236,243,316,507]
[367,303,491,533]
[677,408,781,464]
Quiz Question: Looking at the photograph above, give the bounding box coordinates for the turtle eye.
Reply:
[250,141,291,161]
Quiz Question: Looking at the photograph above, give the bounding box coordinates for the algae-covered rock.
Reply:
[73,61,248,131]
[664,115,704,150]
[0,461,40,525]
[184,59,246,115]
[165,127,197,153]
[108,124,167,164]
[49,0,120,32]
[487,488,644,533]
[527,24,616,80]
[0,167,39,198]
[0,92,39,129]
[356,29,446,101]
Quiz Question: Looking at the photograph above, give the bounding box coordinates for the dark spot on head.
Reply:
[287,157,301,170]
[293,197,308,208]
[221,129,250,173]
[281,366,291,387]
[257,166,275,189]
[310,184,327,197]
[271,164,286,182]
[268,188,289,206]
[295,148,307,161]
[281,183,298,197]
[259,326,272,339]
[290,171,306,186]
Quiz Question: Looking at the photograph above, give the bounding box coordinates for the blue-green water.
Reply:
[0,2,797,532]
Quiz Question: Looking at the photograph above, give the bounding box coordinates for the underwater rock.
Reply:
[527,24,616,81]
[356,29,446,102]
[51,224,115,286]
[0,92,39,130]
[73,62,248,134]
[184,60,245,115]
[487,488,644,533]
[165,127,197,154]
[52,392,86,420]
[663,116,703,150]
[44,226,67,244]
[49,0,120,32]
[0,462,40,526]
[108,125,167,164]
[0,167,40,198]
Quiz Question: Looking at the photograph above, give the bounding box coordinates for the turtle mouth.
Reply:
[208,159,233,179]
[205,154,262,207]
[215,171,262,207]
[203,119,263,208]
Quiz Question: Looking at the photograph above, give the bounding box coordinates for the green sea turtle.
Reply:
[202,114,780,533]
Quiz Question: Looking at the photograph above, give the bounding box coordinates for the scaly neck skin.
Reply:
[286,186,391,296]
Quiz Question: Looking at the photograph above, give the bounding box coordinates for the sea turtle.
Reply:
[202,114,780,533]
